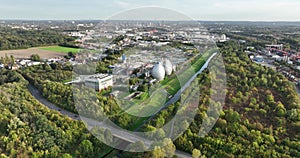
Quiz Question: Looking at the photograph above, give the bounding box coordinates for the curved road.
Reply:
[28,84,153,146]
[28,84,81,120]
[28,84,192,157]
[27,53,218,158]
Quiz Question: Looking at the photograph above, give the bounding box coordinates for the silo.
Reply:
[164,59,173,76]
[151,62,165,81]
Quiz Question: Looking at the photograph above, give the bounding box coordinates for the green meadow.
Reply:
[40,46,80,54]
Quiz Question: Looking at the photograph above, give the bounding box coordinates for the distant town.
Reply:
[1,20,300,91]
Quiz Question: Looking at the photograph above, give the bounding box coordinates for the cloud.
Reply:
[0,0,300,20]
[114,0,131,8]
[113,0,143,9]
[208,0,300,21]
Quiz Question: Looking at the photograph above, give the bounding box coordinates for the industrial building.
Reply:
[84,74,113,91]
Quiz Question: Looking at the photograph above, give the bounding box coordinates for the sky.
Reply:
[0,0,300,21]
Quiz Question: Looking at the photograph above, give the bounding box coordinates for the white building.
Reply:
[19,60,31,66]
[84,74,113,91]
[219,34,227,42]
[0,63,4,69]
[28,62,41,66]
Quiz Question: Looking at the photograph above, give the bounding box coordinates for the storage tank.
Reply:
[151,62,165,81]
[164,59,173,76]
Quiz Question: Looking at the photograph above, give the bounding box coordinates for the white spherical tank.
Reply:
[151,62,165,81]
[164,59,173,76]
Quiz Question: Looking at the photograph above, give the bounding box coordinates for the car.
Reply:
[290,75,295,80]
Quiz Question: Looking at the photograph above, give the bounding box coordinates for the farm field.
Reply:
[40,46,80,54]
[0,48,66,59]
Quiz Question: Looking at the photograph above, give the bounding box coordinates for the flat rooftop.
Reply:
[86,74,112,80]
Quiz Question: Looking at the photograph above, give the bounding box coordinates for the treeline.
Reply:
[59,43,80,49]
[0,27,76,50]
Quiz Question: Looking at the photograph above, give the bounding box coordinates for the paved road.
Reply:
[28,83,193,157]
[28,84,81,120]
[27,53,218,158]
[28,84,153,146]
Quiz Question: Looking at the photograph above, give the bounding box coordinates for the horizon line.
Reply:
[1,19,300,22]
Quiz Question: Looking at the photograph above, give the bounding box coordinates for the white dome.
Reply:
[152,62,165,81]
[164,59,173,76]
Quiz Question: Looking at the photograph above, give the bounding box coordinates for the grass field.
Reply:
[162,49,214,95]
[126,88,168,117]
[40,46,80,54]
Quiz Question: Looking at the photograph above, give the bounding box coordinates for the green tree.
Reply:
[152,146,165,158]
[30,54,41,61]
[61,153,73,158]
[192,149,202,158]
[10,55,15,65]
[163,138,176,158]
[77,140,94,158]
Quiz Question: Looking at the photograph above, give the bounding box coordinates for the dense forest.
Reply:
[0,27,76,50]
[142,41,300,157]
[0,69,115,157]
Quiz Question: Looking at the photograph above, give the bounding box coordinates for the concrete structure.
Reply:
[84,74,113,91]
